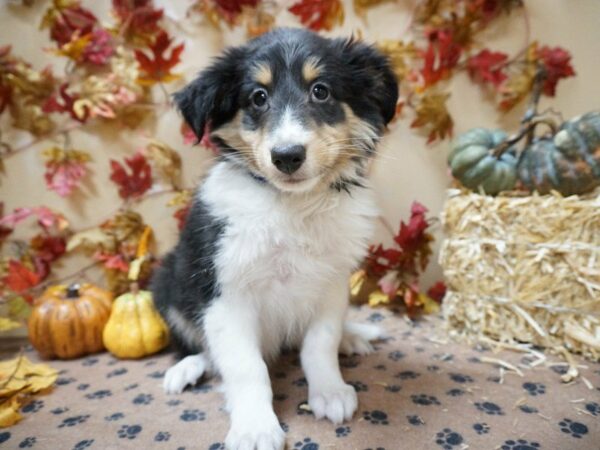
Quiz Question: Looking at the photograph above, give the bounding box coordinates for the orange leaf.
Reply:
[288,0,344,31]
[134,30,184,85]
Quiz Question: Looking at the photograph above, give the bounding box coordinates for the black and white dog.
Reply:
[151,27,398,450]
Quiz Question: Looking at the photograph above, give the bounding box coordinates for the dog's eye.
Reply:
[311,83,329,102]
[251,89,268,108]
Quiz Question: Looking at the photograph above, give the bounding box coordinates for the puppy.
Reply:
[151,27,398,450]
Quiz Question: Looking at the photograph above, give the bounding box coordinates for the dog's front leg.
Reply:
[204,299,284,450]
[301,280,357,424]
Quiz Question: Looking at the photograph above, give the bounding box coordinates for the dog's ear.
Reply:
[336,38,399,126]
[173,46,247,142]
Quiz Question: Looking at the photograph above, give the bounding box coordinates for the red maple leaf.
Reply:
[47,3,97,46]
[467,49,509,88]
[536,46,575,96]
[112,0,164,39]
[288,0,344,31]
[427,281,447,303]
[2,260,42,294]
[213,0,260,22]
[109,153,153,199]
[420,29,462,88]
[394,202,429,253]
[43,83,89,123]
[95,252,130,272]
[30,234,67,264]
[134,30,184,85]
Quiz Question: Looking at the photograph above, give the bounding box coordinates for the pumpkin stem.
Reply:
[130,282,139,295]
[66,283,80,299]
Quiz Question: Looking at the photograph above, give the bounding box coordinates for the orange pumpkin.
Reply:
[28,283,113,359]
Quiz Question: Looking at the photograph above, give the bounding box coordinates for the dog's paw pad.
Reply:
[226,418,285,450]
[162,355,206,395]
[309,383,357,424]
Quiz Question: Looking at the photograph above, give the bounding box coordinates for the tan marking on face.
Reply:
[302,57,322,83]
[252,63,272,86]
[211,113,263,172]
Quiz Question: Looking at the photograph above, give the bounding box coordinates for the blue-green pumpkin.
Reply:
[448,128,518,195]
[517,111,600,196]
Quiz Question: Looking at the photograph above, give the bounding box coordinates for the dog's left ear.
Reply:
[336,38,399,126]
[173,46,247,142]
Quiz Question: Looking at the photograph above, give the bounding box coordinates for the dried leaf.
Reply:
[43,147,91,197]
[109,152,153,199]
[111,0,164,43]
[143,140,181,188]
[410,90,453,143]
[368,288,390,307]
[0,355,58,396]
[40,0,97,46]
[2,260,41,294]
[0,396,22,427]
[134,30,184,86]
[349,269,366,296]
[536,45,575,96]
[419,29,462,89]
[499,42,537,111]
[66,227,113,253]
[288,0,344,31]
[467,49,509,88]
[377,40,419,80]
[0,317,21,332]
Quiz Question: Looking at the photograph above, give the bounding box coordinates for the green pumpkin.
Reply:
[518,111,600,196]
[448,128,518,195]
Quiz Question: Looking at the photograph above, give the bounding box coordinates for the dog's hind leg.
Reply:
[163,353,208,394]
[339,321,387,356]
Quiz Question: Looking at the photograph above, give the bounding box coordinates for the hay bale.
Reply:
[440,188,600,361]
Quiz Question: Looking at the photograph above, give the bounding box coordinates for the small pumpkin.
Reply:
[102,285,169,359]
[28,283,113,359]
[448,128,518,195]
[518,111,600,195]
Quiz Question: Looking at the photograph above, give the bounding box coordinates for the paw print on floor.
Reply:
[107,368,127,378]
[72,439,94,450]
[105,412,124,422]
[362,410,389,425]
[558,418,588,438]
[21,399,44,413]
[0,432,10,445]
[154,431,171,442]
[411,394,440,406]
[18,436,36,448]
[51,407,69,415]
[208,444,225,450]
[585,402,599,416]
[58,415,91,428]
[146,370,165,379]
[449,373,473,383]
[387,351,405,361]
[474,401,504,415]
[85,389,112,400]
[435,428,463,449]
[446,388,465,397]
[117,425,142,440]
[124,383,139,391]
[56,377,76,386]
[180,409,206,422]
[166,399,182,407]
[293,437,319,450]
[82,357,99,366]
[335,426,351,437]
[407,415,425,426]
[473,423,490,435]
[522,382,546,396]
[500,439,540,450]
[132,393,153,405]
[367,312,384,322]
[77,384,90,391]
[349,381,368,392]
[385,384,401,393]
[395,370,420,380]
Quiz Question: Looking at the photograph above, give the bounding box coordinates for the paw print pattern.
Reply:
[367,312,384,322]
[500,439,540,450]
[72,440,94,450]
[407,415,425,426]
[51,407,69,415]
[475,401,504,415]
[362,410,389,425]
[473,423,490,435]
[132,393,153,405]
[519,405,538,414]
[522,382,546,396]
[77,384,90,391]
[166,399,182,407]
[558,418,588,438]
[117,425,142,440]
[21,399,44,413]
[395,370,420,380]
[180,409,206,422]
[18,437,36,448]
[146,370,165,379]
[82,357,99,366]
[435,428,464,449]
[293,437,319,450]
[411,394,440,406]
[349,381,368,392]
[58,415,91,428]
[104,412,124,421]
[56,377,76,386]
[0,432,10,444]
[385,385,401,393]
[446,388,465,397]
[335,426,351,437]
[585,402,600,416]
[124,384,139,391]
[449,373,473,383]
[208,444,225,450]
[85,390,112,400]
[388,351,405,361]
[107,368,127,378]
[154,431,171,442]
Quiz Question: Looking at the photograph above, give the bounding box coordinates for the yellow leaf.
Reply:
[349,269,366,296]
[0,396,22,427]
[420,293,440,314]
[135,226,153,259]
[368,289,390,307]
[0,317,21,332]
[411,90,453,143]
[66,228,114,253]
[54,33,92,61]
[377,40,419,80]
[144,140,182,187]
[354,0,393,17]
[167,190,192,207]
[0,355,57,397]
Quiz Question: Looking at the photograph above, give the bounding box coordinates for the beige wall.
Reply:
[2,0,600,293]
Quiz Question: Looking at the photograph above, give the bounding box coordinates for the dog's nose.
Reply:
[271,145,306,175]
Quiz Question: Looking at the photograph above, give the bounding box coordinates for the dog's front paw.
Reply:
[163,354,207,394]
[225,412,284,450]
[309,383,357,424]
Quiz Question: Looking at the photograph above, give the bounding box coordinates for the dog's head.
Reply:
[175,28,398,193]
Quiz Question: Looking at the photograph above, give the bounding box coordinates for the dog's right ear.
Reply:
[173,46,247,142]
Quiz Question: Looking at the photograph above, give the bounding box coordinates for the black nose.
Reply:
[271,145,306,175]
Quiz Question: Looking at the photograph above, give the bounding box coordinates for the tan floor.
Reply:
[2,307,599,450]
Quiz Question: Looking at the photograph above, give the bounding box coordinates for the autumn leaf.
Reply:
[426,281,447,303]
[467,49,509,88]
[112,0,164,42]
[43,146,91,197]
[40,0,97,46]
[0,317,21,332]
[288,0,344,31]
[43,83,89,123]
[244,6,275,37]
[419,29,462,89]
[498,42,538,111]
[2,260,41,295]
[410,90,453,143]
[30,234,67,265]
[134,30,184,85]
[109,152,153,199]
[377,40,419,80]
[143,139,181,188]
[80,29,114,65]
[168,190,192,230]
[536,45,575,96]
[95,252,129,272]
[353,0,393,18]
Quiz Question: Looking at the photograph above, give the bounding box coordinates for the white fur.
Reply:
[166,161,379,450]
[163,354,208,394]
